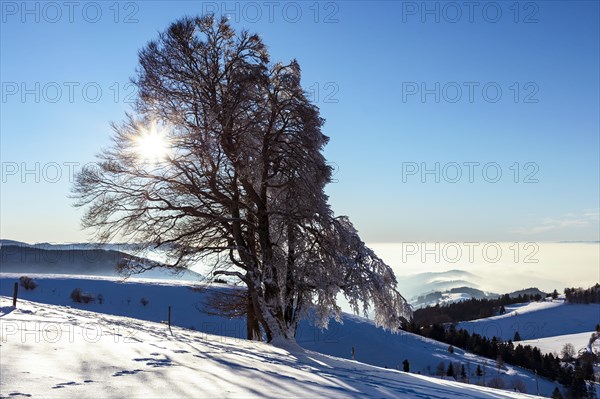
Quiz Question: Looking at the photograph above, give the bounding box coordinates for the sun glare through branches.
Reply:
[132,120,171,164]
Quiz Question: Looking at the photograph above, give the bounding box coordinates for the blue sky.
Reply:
[1,1,599,244]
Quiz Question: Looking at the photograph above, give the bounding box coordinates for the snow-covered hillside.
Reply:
[0,274,569,397]
[0,297,543,398]
[456,301,600,342]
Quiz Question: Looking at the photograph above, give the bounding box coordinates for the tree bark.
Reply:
[246,290,261,340]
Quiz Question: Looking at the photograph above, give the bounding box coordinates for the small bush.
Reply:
[140,297,149,307]
[19,276,38,290]
[70,288,94,304]
[447,345,454,354]
[70,288,82,302]
[488,377,505,389]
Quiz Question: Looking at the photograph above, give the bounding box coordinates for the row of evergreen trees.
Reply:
[564,284,600,304]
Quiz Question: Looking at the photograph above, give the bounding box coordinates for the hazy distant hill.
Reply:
[411,285,549,310]
[398,269,482,299]
[0,239,144,252]
[448,286,490,298]
[507,287,547,298]
[0,242,201,281]
[398,269,495,307]
[0,245,125,275]
[402,268,549,308]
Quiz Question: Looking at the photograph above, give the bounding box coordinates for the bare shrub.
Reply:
[70,288,94,304]
[19,276,38,290]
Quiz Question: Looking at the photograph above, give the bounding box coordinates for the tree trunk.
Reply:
[246,294,261,340]
[248,273,296,344]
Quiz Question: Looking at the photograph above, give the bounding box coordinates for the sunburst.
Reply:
[133,121,171,164]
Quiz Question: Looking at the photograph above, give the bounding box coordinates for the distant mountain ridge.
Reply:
[0,240,202,281]
[0,239,146,252]
[507,287,547,298]
[398,269,491,307]
[399,269,482,299]
[411,286,548,310]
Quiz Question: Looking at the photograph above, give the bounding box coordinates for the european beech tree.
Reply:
[73,15,411,344]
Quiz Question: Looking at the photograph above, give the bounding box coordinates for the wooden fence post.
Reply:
[168,305,172,335]
[12,282,18,307]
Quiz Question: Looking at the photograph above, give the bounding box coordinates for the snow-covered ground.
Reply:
[520,331,599,356]
[456,301,600,342]
[0,274,570,397]
[0,297,544,398]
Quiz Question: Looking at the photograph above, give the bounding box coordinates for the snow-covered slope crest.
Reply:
[0,297,541,399]
[520,331,600,357]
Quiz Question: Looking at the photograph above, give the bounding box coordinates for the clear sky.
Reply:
[1,1,599,245]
